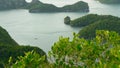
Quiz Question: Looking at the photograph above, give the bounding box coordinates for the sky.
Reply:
[25,0,91,7]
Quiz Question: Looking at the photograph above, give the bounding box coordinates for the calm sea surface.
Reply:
[0,0,120,53]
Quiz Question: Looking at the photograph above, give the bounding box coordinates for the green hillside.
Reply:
[0,26,46,67]
[0,26,18,45]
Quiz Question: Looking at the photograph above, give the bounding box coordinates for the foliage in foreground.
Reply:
[8,51,46,68]
[0,45,46,67]
[9,30,120,68]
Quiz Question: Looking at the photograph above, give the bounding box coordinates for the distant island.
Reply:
[28,0,89,13]
[97,0,120,4]
[0,0,27,10]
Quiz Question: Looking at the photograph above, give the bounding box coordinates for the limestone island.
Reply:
[97,0,120,4]
[28,0,89,13]
[64,14,120,39]
[0,0,27,10]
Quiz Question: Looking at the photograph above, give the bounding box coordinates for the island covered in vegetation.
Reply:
[97,0,120,4]
[0,0,27,10]
[28,0,89,13]
[64,14,120,39]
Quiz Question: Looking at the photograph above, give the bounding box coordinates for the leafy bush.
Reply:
[0,44,46,67]
[9,51,46,68]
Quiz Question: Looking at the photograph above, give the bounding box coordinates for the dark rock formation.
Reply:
[29,0,89,13]
[64,16,71,24]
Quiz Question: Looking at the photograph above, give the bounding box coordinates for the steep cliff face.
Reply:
[64,16,71,24]
[0,0,27,10]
